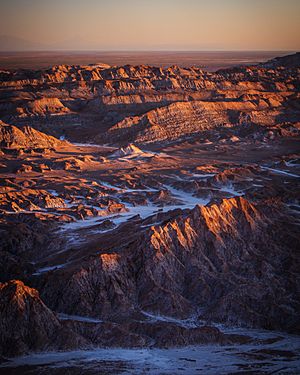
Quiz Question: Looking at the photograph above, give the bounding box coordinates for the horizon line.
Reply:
[0,49,297,53]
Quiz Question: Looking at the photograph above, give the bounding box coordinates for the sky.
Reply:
[0,0,299,51]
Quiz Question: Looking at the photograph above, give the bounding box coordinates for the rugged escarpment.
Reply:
[103,100,280,144]
[17,97,70,117]
[0,53,299,144]
[0,120,66,149]
[38,197,300,333]
[0,279,248,357]
[0,280,62,356]
[139,198,299,330]
[3,196,296,357]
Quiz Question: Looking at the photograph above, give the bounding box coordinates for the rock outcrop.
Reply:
[17,97,70,117]
[0,53,299,144]
[104,100,264,144]
[39,197,300,333]
[0,280,247,357]
[0,120,66,149]
[111,143,154,158]
[0,280,61,356]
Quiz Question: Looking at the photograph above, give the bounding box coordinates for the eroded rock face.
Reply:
[0,53,299,144]
[136,197,299,330]
[0,215,55,281]
[17,97,70,117]
[103,100,269,144]
[0,189,67,212]
[39,197,300,332]
[0,121,66,149]
[0,280,248,357]
[0,280,61,356]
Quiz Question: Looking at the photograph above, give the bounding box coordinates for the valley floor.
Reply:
[1,327,300,375]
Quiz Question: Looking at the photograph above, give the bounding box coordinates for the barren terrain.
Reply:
[0,50,289,71]
[0,52,299,374]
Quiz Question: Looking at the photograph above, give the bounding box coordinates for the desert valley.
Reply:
[0,51,299,374]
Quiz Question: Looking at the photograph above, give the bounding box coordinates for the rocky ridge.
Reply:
[0,194,299,357]
[0,279,249,357]
[38,197,299,333]
[0,53,299,144]
[0,120,66,149]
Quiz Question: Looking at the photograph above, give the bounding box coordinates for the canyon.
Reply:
[0,52,299,374]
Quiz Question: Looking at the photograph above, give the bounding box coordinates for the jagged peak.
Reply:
[0,279,39,299]
[0,279,51,314]
[149,196,263,250]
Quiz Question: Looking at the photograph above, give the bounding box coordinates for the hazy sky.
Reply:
[1,0,299,50]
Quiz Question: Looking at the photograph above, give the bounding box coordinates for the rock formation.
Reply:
[38,197,299,332]
[0,120,66,149]
[0,53,299,144]
[0,53,299,360]
[0,280,61,356]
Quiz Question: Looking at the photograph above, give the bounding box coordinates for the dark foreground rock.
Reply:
[0,280,61,356]
[0,280,250,357]
[37,197,300,333]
